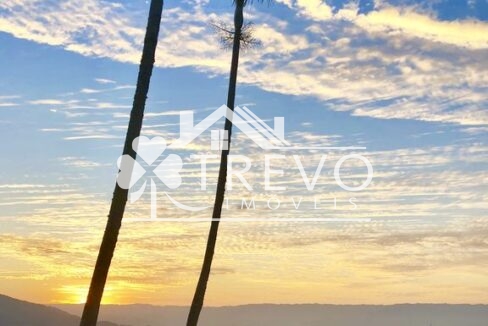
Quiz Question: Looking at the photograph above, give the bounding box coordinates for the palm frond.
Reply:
[210,20,262,50]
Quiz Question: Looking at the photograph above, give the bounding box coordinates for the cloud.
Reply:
[0,102,18,107]
[341,5,488,50]
[1,138,487,304]
[80,85,134,94]
[281,1,488,50]
[58,156,110,168]
[295,0,334,20]
[29,99,70,105]
[94,78,116,84]
[0,95,21,107]
[0,95,20,100]
[63,134,121,140]
[1,0,487,304]
[1,0,488,126]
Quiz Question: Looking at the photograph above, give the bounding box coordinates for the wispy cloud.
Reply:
[58,156,111,168]
[29,99,73,105]
[63,134,121,141]
[0,95,21,107]
[280,1,488,49]
[94,78,116,84]
[0,102,18,107]
[2,0,487,126]
[1,0,488,306]
[80,85,134,94]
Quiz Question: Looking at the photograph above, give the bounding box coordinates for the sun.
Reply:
[56,285,116,304]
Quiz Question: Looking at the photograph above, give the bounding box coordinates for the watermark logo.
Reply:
[116,105,373,222]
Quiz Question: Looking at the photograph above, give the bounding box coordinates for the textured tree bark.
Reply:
[79,1,164,325]
[186,1,244,326]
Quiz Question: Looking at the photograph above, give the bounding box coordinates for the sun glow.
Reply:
[57,285,116,304]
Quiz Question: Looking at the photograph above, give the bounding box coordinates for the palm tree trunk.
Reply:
[79,1,164,325]
[186,1,244,325]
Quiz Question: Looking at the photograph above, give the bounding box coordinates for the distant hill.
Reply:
[55,302,488,326]
[0,294,122,326]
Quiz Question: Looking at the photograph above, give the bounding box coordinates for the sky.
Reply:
[0,0,487,306]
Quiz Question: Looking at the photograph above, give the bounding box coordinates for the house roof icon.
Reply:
[169,105,290,150]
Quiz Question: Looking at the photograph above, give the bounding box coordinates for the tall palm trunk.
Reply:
[186,1,244,325]
[79,1,164,325]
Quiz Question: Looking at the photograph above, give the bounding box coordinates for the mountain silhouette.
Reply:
[0,294,123,326]
[54,302,488,326]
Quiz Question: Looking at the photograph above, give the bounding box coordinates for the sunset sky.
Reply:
[1,0,488,306]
